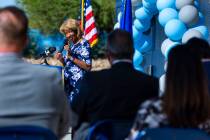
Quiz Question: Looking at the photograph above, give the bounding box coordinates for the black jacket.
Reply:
[71,62,159,128]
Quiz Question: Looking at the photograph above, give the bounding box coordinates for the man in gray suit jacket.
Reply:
[0,6,70,138]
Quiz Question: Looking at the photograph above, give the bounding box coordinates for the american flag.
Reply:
[84,0,98,47]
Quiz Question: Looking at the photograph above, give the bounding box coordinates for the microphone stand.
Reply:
[40,55,49,65]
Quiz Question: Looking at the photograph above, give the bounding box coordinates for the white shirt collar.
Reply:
[202,58,210,62]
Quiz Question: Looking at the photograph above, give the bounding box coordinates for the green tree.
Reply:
[18,0,115,58]
[17,0,80,34]
[17,0,115,34]
[92,0,116,31]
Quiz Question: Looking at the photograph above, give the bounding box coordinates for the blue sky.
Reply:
[0,0,16,7]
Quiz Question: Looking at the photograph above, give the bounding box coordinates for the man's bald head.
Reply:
[0,6,28,48]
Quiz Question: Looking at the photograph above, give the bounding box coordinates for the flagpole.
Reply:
[81,0,85,31]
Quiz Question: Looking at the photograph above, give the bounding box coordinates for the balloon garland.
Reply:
[114,0,209,93]
[115,0,209,72]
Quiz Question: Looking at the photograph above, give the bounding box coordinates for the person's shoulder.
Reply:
[86,68,110,77]
[25,63,61,79]
[133,69,158,82]
[82,69,110,83]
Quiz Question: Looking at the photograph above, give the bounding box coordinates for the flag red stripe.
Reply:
[85,22,96,34]
[86,11,94,21]
[84,2,98,47]
[89,34,98,43]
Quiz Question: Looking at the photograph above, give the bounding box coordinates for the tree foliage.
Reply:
[91,0,116,32]
[18,0,115,58]
[17,0,115,34]
[17,0,80,34]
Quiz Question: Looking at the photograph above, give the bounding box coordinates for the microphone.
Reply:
[59,38,69,53]
[40,47,56,57]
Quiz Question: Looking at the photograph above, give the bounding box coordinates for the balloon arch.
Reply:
[114,0,209,92]
[115,0,209,71]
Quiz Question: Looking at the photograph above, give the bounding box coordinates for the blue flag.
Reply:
[120,0,132,35]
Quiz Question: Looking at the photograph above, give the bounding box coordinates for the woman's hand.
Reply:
[55,52,65,65]
[64,45,70,52]
[55,52,63,60]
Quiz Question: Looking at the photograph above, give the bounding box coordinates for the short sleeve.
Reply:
[80,41,91,65]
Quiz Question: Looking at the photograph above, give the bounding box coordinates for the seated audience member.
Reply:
[0,6,70,138]
[127,46,210,140]
[70,29,159,138]
[186,37,210,59]
[186,38,210,92]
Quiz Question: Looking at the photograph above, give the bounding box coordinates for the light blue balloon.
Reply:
[133,26,142,40]
[133,51,144,72]
[193,26,209,40]
[134,35,145,52]
[198,12,205,25]
[144,0,157,4]
[139,36,152,53]
[156,0,176,11]
[142,0,154,9]
[134,19,151,32]
[191,12,205,27]
[134,65,144,72]
[194,0,200,9]
[158,8,178,27]
[133,50,144,68]
[142,0,158,15]
[164,19,187,41]
[135,7,152,21]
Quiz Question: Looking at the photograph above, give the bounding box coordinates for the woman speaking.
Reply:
[56,18,91,101]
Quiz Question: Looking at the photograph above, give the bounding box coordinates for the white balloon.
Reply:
[182,29,203,43]
[114,22,120,29]
[176,0,194,10]
[158,8,178,27]
[193,26,209,40]
[156,0,176,11]
[134,19,151,32]
[164,61,168,72]
[161,38,179,57]
[179,5,199,27]
[159,74,166,95]
[132,0,139,4]
[135,7,152,21]
[117,12,122,23]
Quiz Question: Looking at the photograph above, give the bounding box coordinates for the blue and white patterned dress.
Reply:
[63,38,91,101]
[126,99,210,140]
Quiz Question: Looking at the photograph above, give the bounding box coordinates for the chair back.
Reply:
[86,120,132,140]
[0,125,57,140]
[136,127,210,140]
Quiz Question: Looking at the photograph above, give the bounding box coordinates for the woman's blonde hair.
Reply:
[60,18,82,38]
